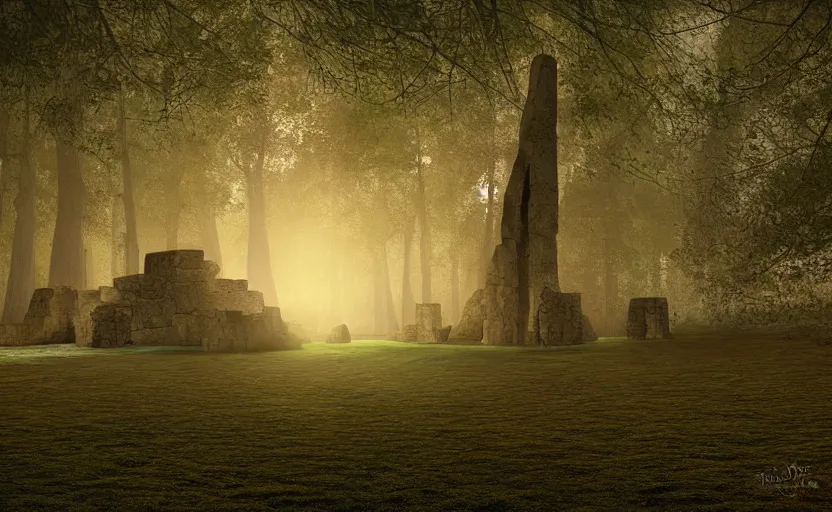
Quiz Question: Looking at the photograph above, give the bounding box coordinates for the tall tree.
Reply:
[117,83,139,275]
[2,94,36,322]
[244,119,279,306]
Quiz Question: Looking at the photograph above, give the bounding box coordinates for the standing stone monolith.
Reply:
[627,297,671,340]
[483,54,560,346]
[415,303,442,343]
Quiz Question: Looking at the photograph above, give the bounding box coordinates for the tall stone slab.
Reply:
[483,54,559,346]
[525,55,560,333]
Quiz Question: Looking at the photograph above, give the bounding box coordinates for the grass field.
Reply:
[1,335,831,511]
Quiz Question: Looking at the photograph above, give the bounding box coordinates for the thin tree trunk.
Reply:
[451,248,460,325]
[3,95,36,322]
[245,123,278,306]
[602,178,618,336]
[373,246,385,334]
[329,237,342,326]
[401,215,416,326]
[464,252,478,299]
[415,123,431,302]
[118,84,139,275]
[48,99,86,289]
[479,117,497,287]
[164,164,184,251]
[199,209,223,272]
[165,196,181,250]
[382,240,398,333]
[0,108,9,233]
[195,172,223,272]
[110,194,125,279]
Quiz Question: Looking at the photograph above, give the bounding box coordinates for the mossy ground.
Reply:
[1,335,831,511]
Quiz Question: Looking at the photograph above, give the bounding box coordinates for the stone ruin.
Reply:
[447,286,595,346]
[468,53,586,347]
[533,290,582,345]
[0,250,301,352]
[627,297,671,340]
[389,303,451,344]
[0,286,78,347]
[447,289,486,344]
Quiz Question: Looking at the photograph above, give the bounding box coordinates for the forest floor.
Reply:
[1,335,831,511]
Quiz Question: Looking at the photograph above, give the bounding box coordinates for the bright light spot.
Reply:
[477,184,488,203]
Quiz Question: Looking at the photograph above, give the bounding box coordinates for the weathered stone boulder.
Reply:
[416,303,443,343]
[438,325,452,344]
[582,314,598,342]
[24,286,77,345]
[327,324,351,344]
[483,54,560,346]
[90,303,132,348]
[448,288,485,343]
[533,288,583,346]
[627,297,671,340]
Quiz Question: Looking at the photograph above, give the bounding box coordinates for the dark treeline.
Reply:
[1,1,830,334]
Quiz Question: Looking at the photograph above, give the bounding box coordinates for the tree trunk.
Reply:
[451,248,460,325]
[199,209,222,271]
[401,215,416,325]
[196,171,222,272]
[118,84,140,275]
[245,124,278,306]
[48,99,86,290]
[3,95,36,322]
[373,247,385,334]
[415,123,431,302]
[164,167,184,251]
[0,108,9,234]
[479,116,497,287]
[601,177,618,336]
[329,238,342,326]
[110,194,125,279]
[382,240,399,333]
[464,252,478,301]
